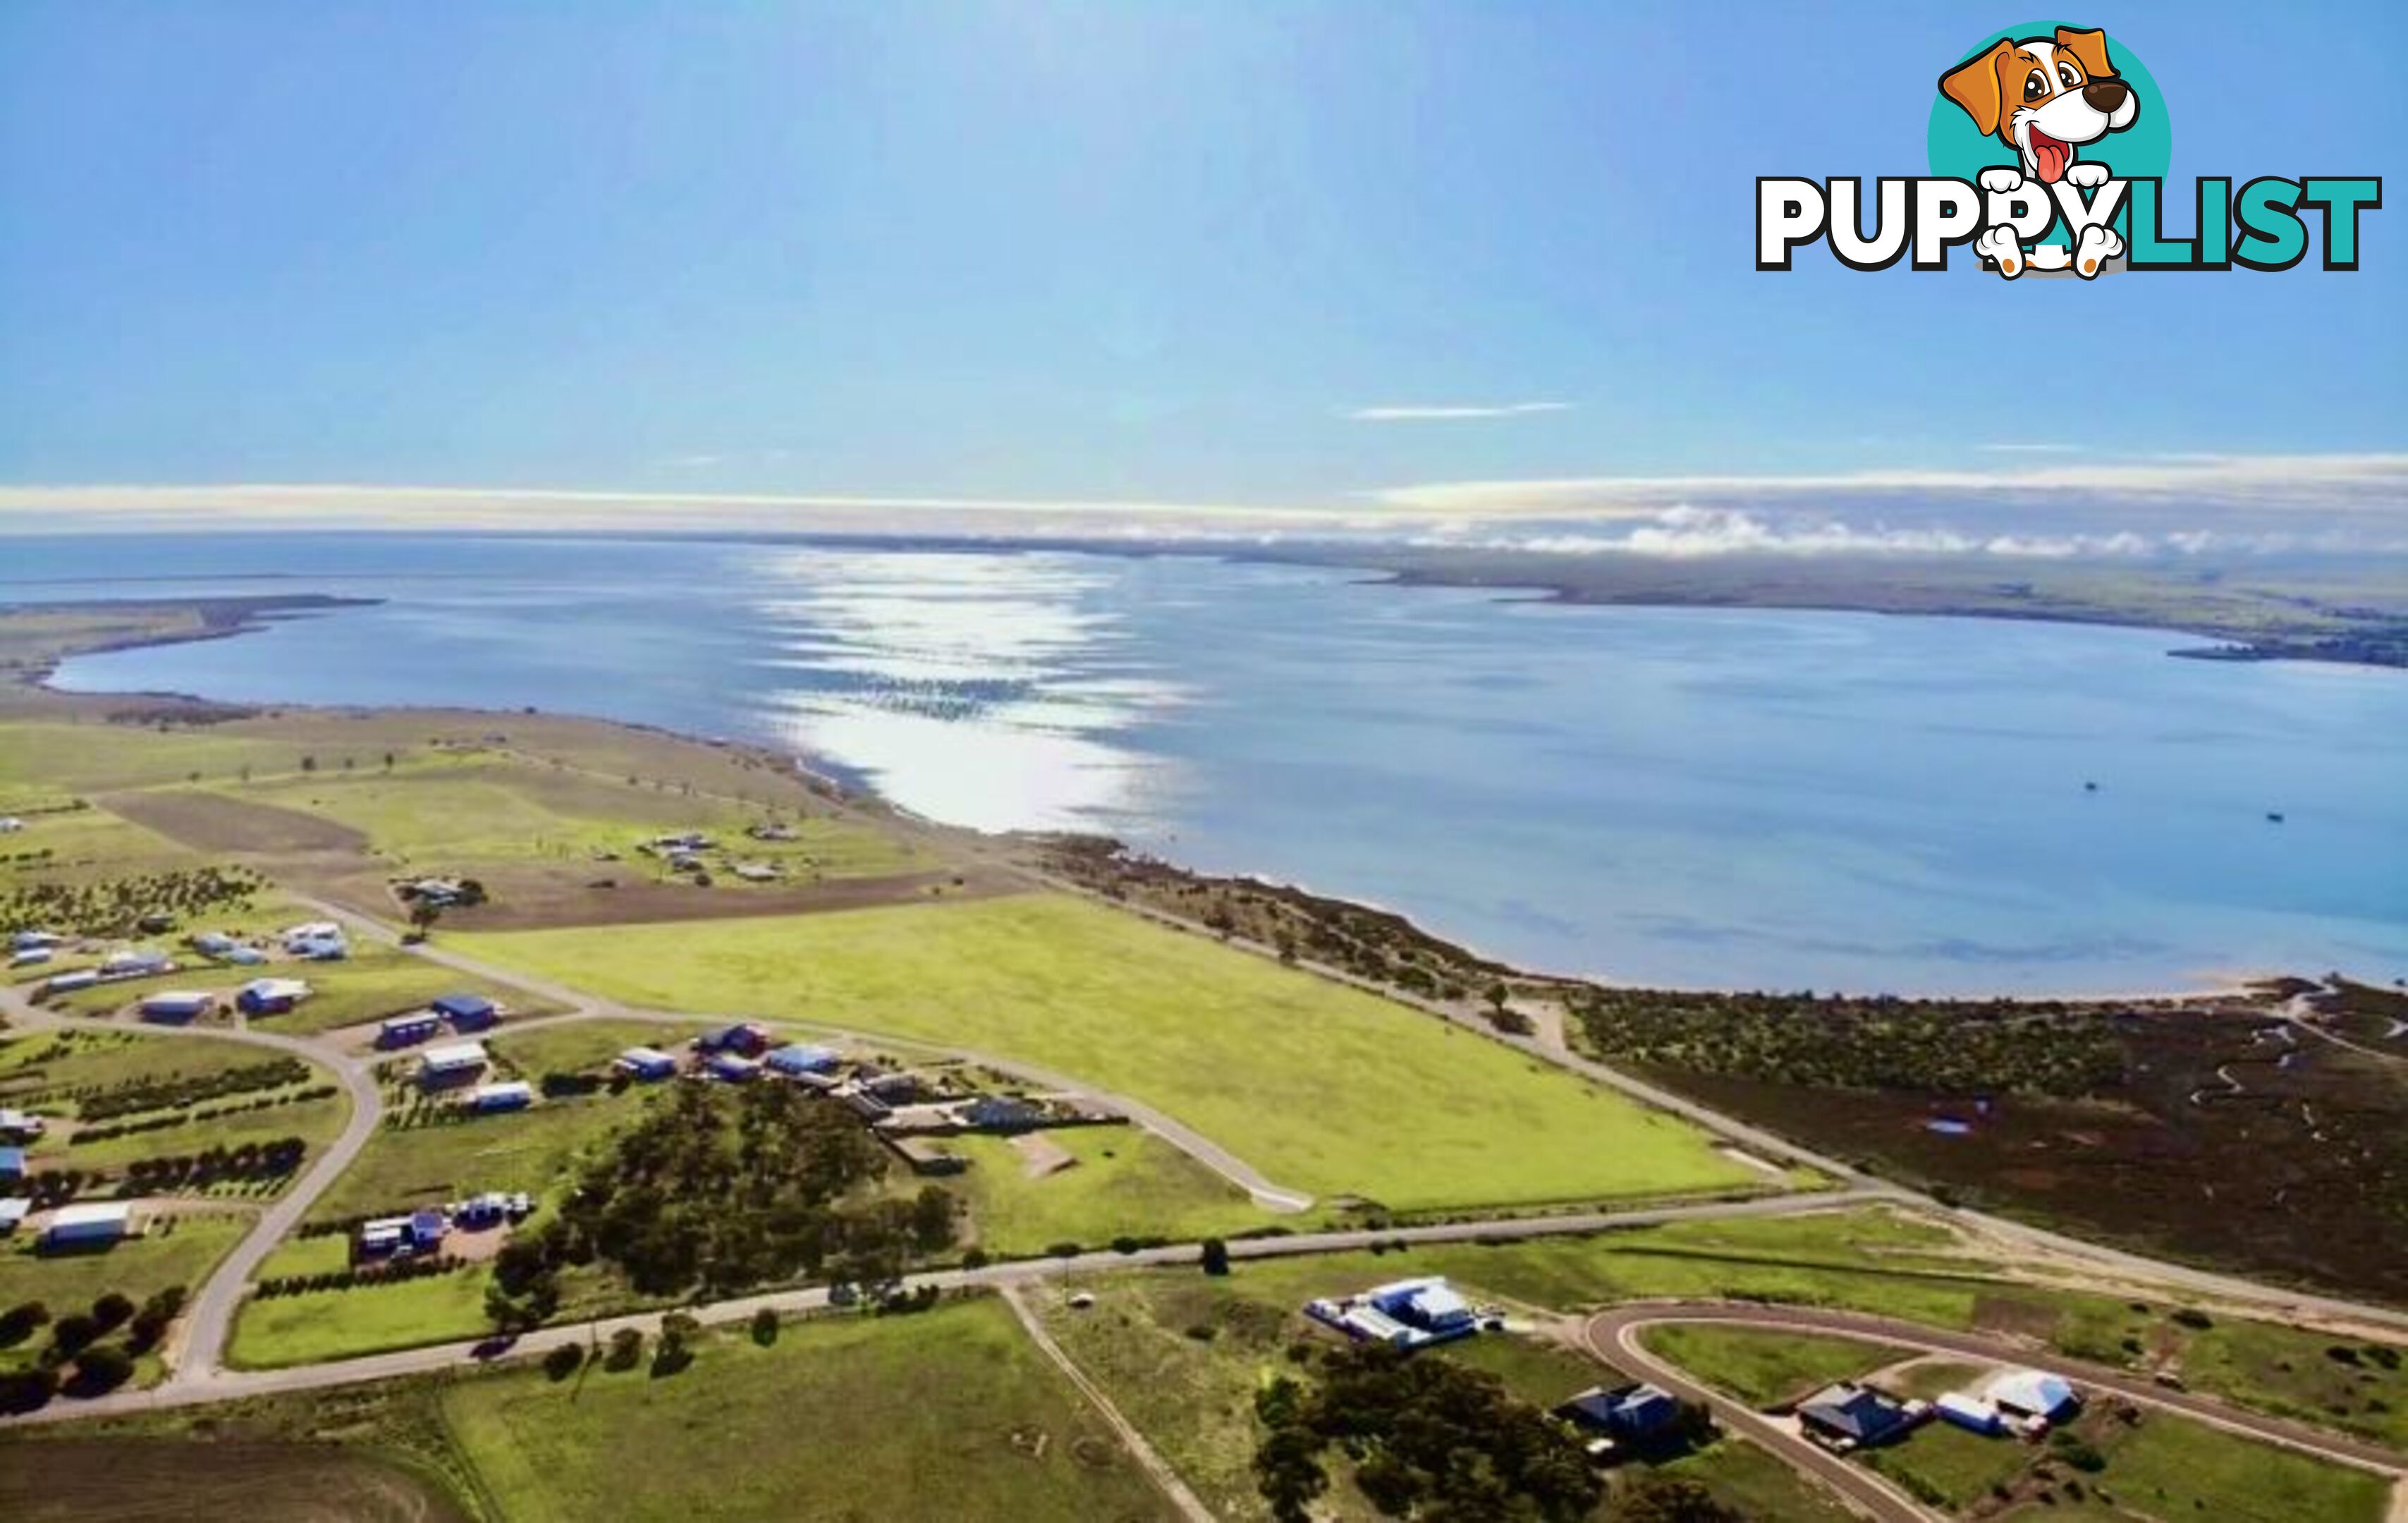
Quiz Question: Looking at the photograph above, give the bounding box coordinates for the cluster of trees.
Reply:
[77,1057,313,1123]
[1252,1345,1603,1522]
[1574,988,2127,1099]
[483,1084,955,1331]
[117,1136,310,1189]
[0,864,263,937]
[73,1087,334,1145]
[255,1254,465,1298]
[0,1286,186,1412]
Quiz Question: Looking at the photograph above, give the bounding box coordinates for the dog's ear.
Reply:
[2054,26,2117,80]
[1939,40,2013,138]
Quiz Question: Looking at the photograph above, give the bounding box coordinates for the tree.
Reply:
[0,1365,59,1414]
[1253,1424,1329,1523]
[48,1313,100,1358]
[750,1307,780,1346]
[67,1344,136,1396]
[0,1301,49,1347]
[1618,1474,1742,1523]
[542,1342,585,1382]
[604,1327,644,1371]
[90,1291,135,1333]
[1200,1237,1231,1276]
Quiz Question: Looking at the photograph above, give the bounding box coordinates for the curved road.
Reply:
[1587,1301,2408,1523]
[0,984,385,1379]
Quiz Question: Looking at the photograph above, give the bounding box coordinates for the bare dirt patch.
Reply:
[1012,1132,1079,1180]
[102,788,372,860]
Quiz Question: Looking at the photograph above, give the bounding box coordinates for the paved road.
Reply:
[1587,1302,2408,1484]
[2,1187,1883,1426]
[0,983,386,1379]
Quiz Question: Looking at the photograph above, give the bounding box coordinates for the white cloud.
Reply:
[1345,401,1573,422]
[1977,441,2082,453]
[1370,452,2408,515]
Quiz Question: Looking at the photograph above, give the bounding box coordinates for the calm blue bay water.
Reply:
[8,533,2405,994]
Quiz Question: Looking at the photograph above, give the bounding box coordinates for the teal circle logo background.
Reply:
[1926,21,2170,248]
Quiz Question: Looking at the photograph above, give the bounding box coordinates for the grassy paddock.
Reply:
[941,1128,1273,1254]
[1639,1323,1907,1407]
[458,894,1754,1212]
[439,1296,1172,1522]
[306,1091,652,1223]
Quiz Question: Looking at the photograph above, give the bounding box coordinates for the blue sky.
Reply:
[0,1,2401,544]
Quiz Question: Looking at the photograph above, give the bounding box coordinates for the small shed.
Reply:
[432,993,499,1032]
[408,1209,450,1248]
[705,1052,763,1083]
[616,1046,679,1081]
[102,949,174,977]
[1933,1392,2006,1436]
[44,1201,133,1247]
[0,1199,30,1233]
[764,1043,841,1077]
[418,1041,491,1089]
[379,1013,443,1049]
[140,990,216,1023]
[697,1022,772,1057]
[190,931,239,957]
[40,970,99,996]
[466,1080,534,1113]
[0,1145,25,1180]
[1984,1369,2079,1424]
[961,1095,1046,1132]
[238,977,314,1015]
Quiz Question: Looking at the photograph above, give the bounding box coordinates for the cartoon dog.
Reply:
[1940,27,2138,278]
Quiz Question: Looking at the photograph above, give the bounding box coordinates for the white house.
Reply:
[418,1041,491,1087]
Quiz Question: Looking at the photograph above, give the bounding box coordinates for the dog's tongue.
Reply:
[2031,130,2070,184]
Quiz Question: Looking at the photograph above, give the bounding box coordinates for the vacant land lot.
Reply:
[0,1216,246,1338]
[460,894,1754,1212]
[307,1091,652,1223]
[0,1436,469,1523]
[228,1263,499,1368]
[943,1129,1272,1254]
[441,1297,1171,1522]
[1639,1323,1905,1407]
[1867,1403,2390,1523]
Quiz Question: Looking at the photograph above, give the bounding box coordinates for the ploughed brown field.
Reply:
[0,1437,468,1522]
[1645,1002,2408,1302]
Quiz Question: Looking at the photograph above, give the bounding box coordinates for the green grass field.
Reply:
[457,894,1754,1212]
[35,942,552,1038]
[1639,1323,1906,1407]
[0,1027,350,1175]
[1657,1439,1857,1522]
[228,1264,497,1369]
[220,757,925,879]
[942,1130,1273,1254]
[482,1018,715,1076]
[439,1297,1173,1522]
[0,721,310,796]
[306,1092,653,1223]
[1864,1420,2030,1508]
[2065,1409,2392,1523]
[0,1216,247,1337]
[1436,1330,1604,1407]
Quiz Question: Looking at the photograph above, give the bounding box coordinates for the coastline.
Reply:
[0,591,2332,1005]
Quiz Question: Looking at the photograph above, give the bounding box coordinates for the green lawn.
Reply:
[2051,1409,2392,1523]
[0,1216,247,1335]
[1657,1438,1858,1522]
[228,1264,496,1368]
[457,894,1754,1212]
[306,1092,652,1222]
[1436,1331,1604,1407]
[223,758,924,878]
[942,1129,1274,1254]
[1639,1323,1905,1407]
[439,1297,1173,1522]
[1865,1420,2031,1509]
[484,1018,715,1077]
[0,721,308,796]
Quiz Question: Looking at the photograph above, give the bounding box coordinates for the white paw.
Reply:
[2065,161,2111,189]
[1979,167,2025,194]
[2074,224,2125,278]
[1974,225,2026,279]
